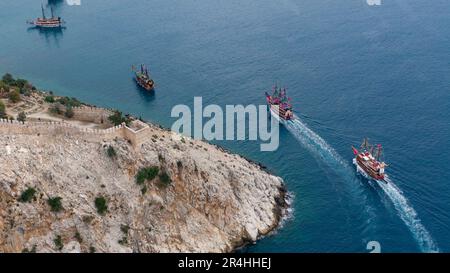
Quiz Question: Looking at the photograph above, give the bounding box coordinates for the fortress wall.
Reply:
[56,105,114,125]
[0,119,125,141]
[0,118,154,147]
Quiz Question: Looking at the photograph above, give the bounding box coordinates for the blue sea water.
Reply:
[1,0,449,252]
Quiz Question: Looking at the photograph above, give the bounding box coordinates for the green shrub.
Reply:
[95,196,108,215]
[54,235,63,251]
[57,97,81,107]
[17,112,26,122]
[141,185,147,195]
[146,167,159,180]
[15,79,28,89]
[107,146,116,158]
[158,154,164,162]
[49,104,63,115]
[2,73,14,85]
[44,95,55,103]
[89,246,96,253]
[19,187,36,203]
[135,166,159,185]
[135,170,147,185]
[65,106,74,118]
[47,197,63,212]
[0,101,6,118]
[118,225,130,245]
[159,171,172,187]
[9,89,20,103]
[118,237,128,245]
[108,111,130,126]
[74,231,83,243]
[22,245,37,253]
[120,225,130,234]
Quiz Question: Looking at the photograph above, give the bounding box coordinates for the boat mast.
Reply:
[375,144,382,161]
[41,4,46,19]
[369,145,374,155]
[361,138,368,151]
[50,6,54,18]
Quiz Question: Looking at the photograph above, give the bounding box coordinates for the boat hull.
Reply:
[353,158,386,182]
[267,104,293,121]
[28,20,64,28]
[135,77,154,91]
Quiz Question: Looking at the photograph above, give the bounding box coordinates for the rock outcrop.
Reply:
[0,125,287,252]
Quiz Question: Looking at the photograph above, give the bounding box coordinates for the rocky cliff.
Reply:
[0,125,287,253]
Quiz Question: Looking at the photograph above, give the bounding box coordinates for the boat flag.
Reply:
[352,146,359,155]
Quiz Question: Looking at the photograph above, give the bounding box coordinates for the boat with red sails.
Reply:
[352,138,388,182]
[265,86,294,121]
[27,5,65,28]
[132,64,155,91]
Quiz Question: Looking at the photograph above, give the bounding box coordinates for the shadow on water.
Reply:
[132,79,156,103]
[27,26,65,45]
[47,0,65,9]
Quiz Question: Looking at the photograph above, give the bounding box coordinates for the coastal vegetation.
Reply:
[95,196,108,215]
[17,111,26,122]
[9,89,21,103]
[74,231,83,243]
[21,245,37,253]
[49,104,63,115]
[159,171,172,187]
[118,224,130,245]
[64,105,74,118]
[107,145,116,158]
[0,101,6,118]
[44,95,55,103]
[18,187,36,203]
[54,235,63,251]
[47,197,63,212]
[57,96,81,107]
[108,110,131,126]
[135,166,159,185]
[1,73,33,96]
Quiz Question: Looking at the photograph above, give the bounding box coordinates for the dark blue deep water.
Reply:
[1,0,449,252]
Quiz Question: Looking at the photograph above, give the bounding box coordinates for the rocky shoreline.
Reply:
[0,78,289,253]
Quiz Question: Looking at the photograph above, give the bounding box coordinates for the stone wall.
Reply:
[57,106,114,125]
[0,119,124,142]
[0,118,152,148]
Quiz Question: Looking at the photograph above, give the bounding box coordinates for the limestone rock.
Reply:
[0,126,287,253]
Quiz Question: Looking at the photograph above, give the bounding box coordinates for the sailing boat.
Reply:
[27,4,65,28]
[132,64,155,91]
[352,138,388,182]
[265,85,294,121]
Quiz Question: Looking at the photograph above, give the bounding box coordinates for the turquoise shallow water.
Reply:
[1,0,449,252]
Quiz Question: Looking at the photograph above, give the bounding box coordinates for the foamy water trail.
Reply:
[284,116,377,223]
[379,177,439,252]
[285,115,439,252]
[285,117,349,170]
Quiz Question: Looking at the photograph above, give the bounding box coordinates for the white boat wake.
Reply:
[285,115,439,253]
[379,177,439,253]
[285,117,350,171]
